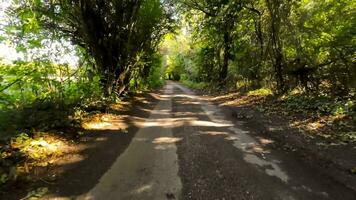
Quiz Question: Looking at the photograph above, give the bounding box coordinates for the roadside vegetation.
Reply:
[162,0,356,179]
[0,0,169,193]
[164,0,355,145]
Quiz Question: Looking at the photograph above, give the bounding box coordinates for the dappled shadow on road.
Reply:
[207,90,356,146]
[15,83,355,199]
[171,90,289,183]
[44,85,285,199]
[202,89,356,193]
[169,84,356,200]
[30,91,163,199]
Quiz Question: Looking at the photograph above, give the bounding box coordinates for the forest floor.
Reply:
[0,81,355,199]
[0,91,160,199]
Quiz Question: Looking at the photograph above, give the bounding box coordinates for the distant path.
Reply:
[81,81,355,200]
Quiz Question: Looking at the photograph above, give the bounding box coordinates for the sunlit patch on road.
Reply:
[131,184,153,195]
[153,137,183,144]
[244,154,289,183]
[173,82,291,184]
[84,83,182,199]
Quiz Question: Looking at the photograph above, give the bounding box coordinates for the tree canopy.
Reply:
[9,0,173,95]
[167,0,356,94]
[0,0,354,117]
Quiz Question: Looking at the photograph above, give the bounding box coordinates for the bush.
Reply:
[0,61,103,134]
[181,79,208,90]
[146,54,164,88]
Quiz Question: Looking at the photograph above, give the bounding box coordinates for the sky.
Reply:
[0,0,21,63]
[0,0,79,66]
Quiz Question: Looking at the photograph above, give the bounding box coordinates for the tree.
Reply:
[176,0,242,84]
[11,0,172,96]
[173,0,355,95]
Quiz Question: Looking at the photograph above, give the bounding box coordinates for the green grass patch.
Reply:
[180,79,209,90]
[247,88,273,96]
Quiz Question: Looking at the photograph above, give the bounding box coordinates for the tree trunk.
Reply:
[219,31,230,84]
[115,66,132,96]
[266,0,286,93]
[101,72,115,96]
[275,51,285,93]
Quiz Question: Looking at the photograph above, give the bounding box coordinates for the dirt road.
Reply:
[79,81,354,200]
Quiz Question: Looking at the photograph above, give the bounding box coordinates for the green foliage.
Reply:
[0,0,175,138]
[166,53,186,81]
[181,79,208,90]
[10,0,173,96]
[192,45,220,82]
[248,88,273,96]
[280,94,355,117]
[0,61,101,106]
[171,0,355,96]
[129,53,165,90]
[161,33,191,81]
[0,60,102,133]
[146,55,165,88]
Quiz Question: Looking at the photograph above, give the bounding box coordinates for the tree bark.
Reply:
[219,31,230,84]
[266,0,286,93]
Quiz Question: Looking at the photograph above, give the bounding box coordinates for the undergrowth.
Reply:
[180,79,209,90]
[182,80,356,144]
[0,95,116,187]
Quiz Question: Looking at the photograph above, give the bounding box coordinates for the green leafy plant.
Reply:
[248,88,273,96]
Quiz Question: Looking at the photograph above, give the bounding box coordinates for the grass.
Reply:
[180,79,209,90]
[247,88,273,96]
